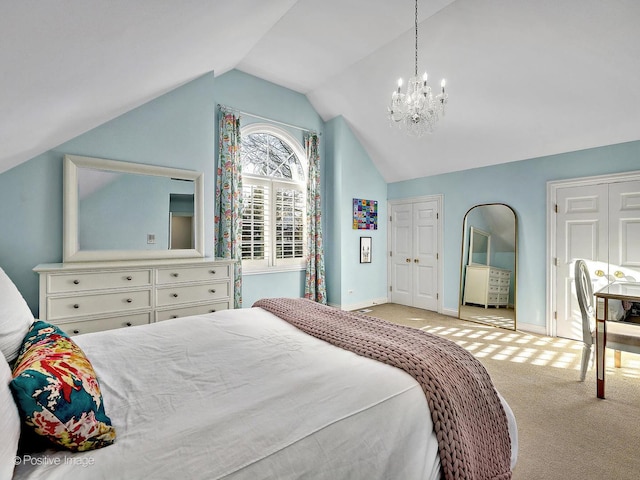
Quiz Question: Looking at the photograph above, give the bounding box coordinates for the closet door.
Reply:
[608,180,640,279]
[413,201,438,310]
[555,179,640,340]
[555,184,609,340]
[390,203,413,306]
[389,200,439,311]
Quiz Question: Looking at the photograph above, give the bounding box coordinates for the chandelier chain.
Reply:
[414,0,418,77]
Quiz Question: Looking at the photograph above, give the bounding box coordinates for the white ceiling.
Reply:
[2,0,640,182]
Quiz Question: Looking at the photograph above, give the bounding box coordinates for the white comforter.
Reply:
[12,307,516,480]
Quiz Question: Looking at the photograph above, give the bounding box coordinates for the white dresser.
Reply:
[463,264,511,308]
[34,258,234,335]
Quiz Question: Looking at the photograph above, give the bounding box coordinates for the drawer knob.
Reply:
[210,270,216,274]
[126,322,132,327]
[73,279,80,285]
[171,273,179,277]
[73,304,80,309]
[172,293,179,298]
[73,329,80,334]
[209,289,216,294]
[126,276,133,281]
[126,298,133,303]
[210,309,216,313]
[171,315,178,319]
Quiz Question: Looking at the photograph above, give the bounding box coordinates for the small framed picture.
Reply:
[360,237,372,263]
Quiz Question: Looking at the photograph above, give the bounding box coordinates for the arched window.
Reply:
[241,123,307,271]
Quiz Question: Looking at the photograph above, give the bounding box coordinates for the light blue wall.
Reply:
[388,140,640,329]
[0,72,217,314]
[2,64,638,331]
[324,116,387,308]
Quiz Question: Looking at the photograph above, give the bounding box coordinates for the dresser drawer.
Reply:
[156,264,231,285]
[55,313,151,336]
[48,289,152,320]
[156,282,229,307]
[156,302,231,322]
[48,269,152,293]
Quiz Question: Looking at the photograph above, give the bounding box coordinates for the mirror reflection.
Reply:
[63,154,204,262]
[78,167,195,251]
[459,204,517,330]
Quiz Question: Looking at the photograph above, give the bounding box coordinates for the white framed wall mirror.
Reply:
[459,203,517,330]
[63,154,204,262]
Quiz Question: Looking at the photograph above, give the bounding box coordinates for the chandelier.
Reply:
[388,0,448,136]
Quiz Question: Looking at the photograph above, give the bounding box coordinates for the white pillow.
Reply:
[1,356,21,480]
[0,267,35,363]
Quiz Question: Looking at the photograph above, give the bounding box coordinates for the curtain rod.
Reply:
[218,103,321,136]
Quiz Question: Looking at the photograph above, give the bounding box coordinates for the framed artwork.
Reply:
[360,236,372,263]
[353,198,378,230]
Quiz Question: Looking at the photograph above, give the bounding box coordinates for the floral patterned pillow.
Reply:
[9,321,116,451]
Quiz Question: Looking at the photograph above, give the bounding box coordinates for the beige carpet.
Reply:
[363,303,640,480]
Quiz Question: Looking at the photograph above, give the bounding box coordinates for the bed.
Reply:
[1,269,517,480]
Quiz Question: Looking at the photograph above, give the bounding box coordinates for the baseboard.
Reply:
[515,322,547,335]
[338,297,388,312]
[441,307,459,317]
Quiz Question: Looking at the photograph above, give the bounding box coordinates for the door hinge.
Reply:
[436,253,439,260]
[389,215,392,222]
[554,203,558,213]
[437,293,439,300]
[389,285,393,292]
[554,257,558,267]
[389,251,392,257]
[554,311,557,320]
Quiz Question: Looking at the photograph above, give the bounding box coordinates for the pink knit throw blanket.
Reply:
[254,298,512,480]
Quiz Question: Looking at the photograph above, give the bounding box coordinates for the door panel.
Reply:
[609,180,640,276]
[556,184,608,340]
[391,204,412,306]
[414,202,438,310]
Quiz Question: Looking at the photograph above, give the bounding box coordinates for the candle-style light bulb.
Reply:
[423,72,428,86]
[397,78,403,93]
[441,79,446,93]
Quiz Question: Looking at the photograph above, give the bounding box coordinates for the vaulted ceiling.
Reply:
[2,0,640,182]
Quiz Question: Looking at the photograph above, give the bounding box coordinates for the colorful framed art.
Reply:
[353,198,378,230]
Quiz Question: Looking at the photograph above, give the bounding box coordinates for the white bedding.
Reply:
[12,307,516,480]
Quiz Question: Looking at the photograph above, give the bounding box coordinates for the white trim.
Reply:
[240,124,308,272]
[387,194,444,314]
[242,265,305,275]
[546,169,640,337]
[340,297,389,312]
[441,307,459,317]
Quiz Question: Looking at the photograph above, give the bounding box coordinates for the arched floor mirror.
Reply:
[459,204,517,330]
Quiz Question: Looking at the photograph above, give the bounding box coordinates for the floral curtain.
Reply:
[215,108,242,308]
[304,133,327,304]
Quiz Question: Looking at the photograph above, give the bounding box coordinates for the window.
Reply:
[241,124,307,271]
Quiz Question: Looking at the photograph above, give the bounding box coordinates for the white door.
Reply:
[608,180,640,280]
[555,179,640,340]
[555,183,609,340]
[413,201,439,310]
[390,203,413,306]
[390,200,439,310]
